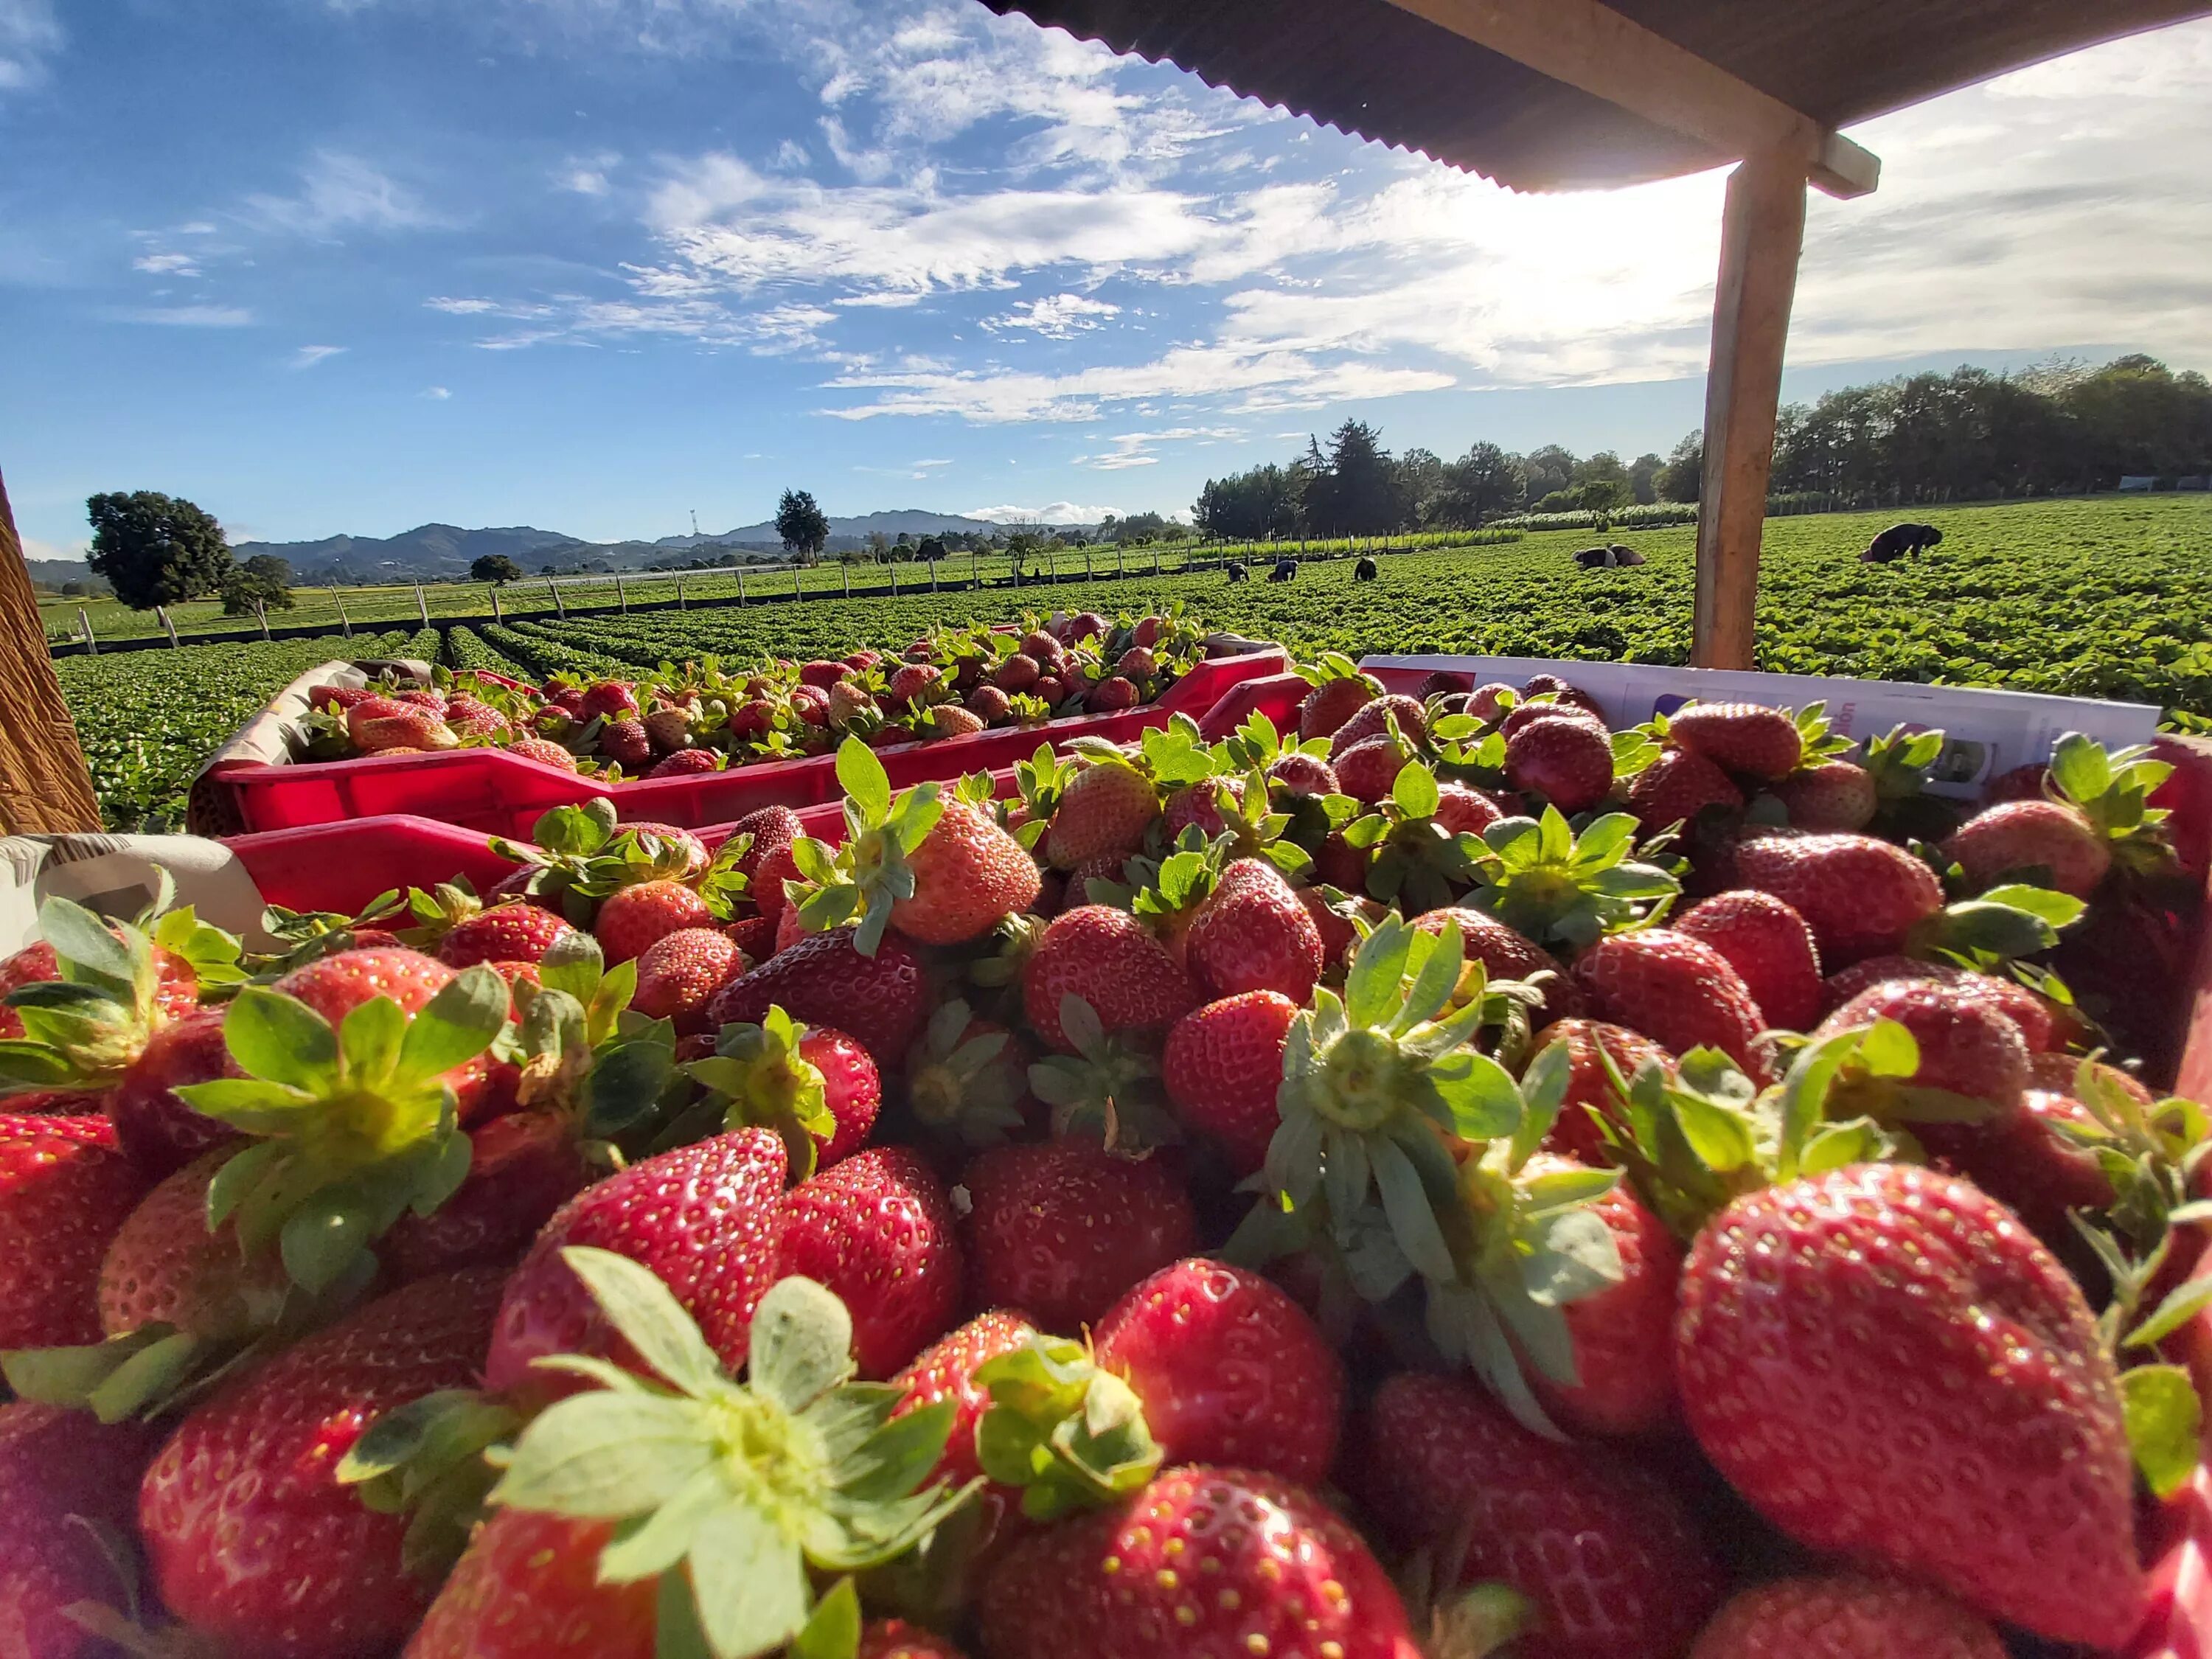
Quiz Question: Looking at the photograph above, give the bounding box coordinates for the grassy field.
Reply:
[55,494,2212,829]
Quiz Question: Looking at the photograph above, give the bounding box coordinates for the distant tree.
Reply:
[1532,490,1578,514]
[1432,442,1526,526]
[775,490,830,562]
[864,530,891,560]
[917,536,948,563]
[471,554,524,585]
[1655,433,1703,503]
[59,581,86,597]
[221,554,296,617]
[1573,451,1630,490]
[1629,453,1663,505]
[1572,479,1633,513]
[1302,420,1399,535]
[1395,448,1446,527]
[1522,445,1578,503]
[86,490,233,609]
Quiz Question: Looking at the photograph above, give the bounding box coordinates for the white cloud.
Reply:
[986,293,1121,338]
[289,344,346,369]
[112,305,255,327]
[426,296,500,314]
[19,535,86,563]
[1076,425,1241,469]
[558,151,620,195]
[0,0,62,92]
[175,221,216,235]
[422,385,452,399]
[133,251,201,276]
[243,150,444,237]
[964,501,1117,524]
[770,137,810,171]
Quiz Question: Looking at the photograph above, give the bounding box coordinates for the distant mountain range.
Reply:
[230,510,1089,582]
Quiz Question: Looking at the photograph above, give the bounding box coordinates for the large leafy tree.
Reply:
[470,554,524,585]
[1433,442,1526,526]
[775,489,830,562]
[86,490,233,609]
[1303,420,1399,535]
[221,554,296,617]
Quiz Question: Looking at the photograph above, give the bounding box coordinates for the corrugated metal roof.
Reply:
[978,0,2211,190]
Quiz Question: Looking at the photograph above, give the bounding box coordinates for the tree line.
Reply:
[1192,353,2212,538]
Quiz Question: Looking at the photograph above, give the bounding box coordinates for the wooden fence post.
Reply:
[331,584,352,639]
[0,465,102,831]
[490,585,503,622]
[675,574,685,609]
[890,562,899,597]
[254,599,271,641]
[842,566,851,599]
[157,605,178,647]
[551,580,566,619]
[77,607,96,655]
[736,567,747,605]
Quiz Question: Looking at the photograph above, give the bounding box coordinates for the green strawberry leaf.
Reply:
[391,964,509,1091]
[747,1276,856,1416]
[2121,1363,2202,1500]
[836,737,892,826]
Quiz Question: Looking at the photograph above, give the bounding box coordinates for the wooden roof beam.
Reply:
[1378,0,1882,197]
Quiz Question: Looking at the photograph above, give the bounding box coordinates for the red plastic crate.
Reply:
[194,647,1290,838]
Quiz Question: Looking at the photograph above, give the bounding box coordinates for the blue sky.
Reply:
[4,1,2209,555]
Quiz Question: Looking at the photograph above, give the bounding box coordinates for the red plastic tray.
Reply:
[198,648,1290,838]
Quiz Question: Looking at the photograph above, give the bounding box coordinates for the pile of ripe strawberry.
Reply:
[296,607,1206,780]
[4,652,2210,1659]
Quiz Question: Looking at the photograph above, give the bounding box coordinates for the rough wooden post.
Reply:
[0,467,102,831]
[158,604,178,647]
[842,565,851,599]
[254,598,271,641]
[890,562,899,597]
[1693,151,1806,671]
[675,574,684,610]
[490,585,503,622]
[77,607,96,655]
[331,583,352,639]
[930,558,937,593]
[414,583,429,626]
[615,573,627,613]
[1152,546,1161,576]
[737,566,747,605]
[551,580,566,619]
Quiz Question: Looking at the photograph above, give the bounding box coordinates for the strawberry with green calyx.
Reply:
[1295,650,1382,740]
[1004,742,1072,846]
[1026,994,1178,1155]
[682,1004,879,1178]
[0,895,207,1102]
[1944,732,2176,897]
[790,738,1039,955]
[482,1251,975,1659]
[970,1333,1164,1522]
[487,801,714,925]
[1338,757,1489,911]
[172,961,511,1295]
[904,999,1034,1148]
[2048,729,2177,869]
[1463,808,1680,951]
[500,933,676,1147]
[1044,719,1216,870]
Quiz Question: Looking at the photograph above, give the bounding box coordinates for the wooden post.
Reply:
[551,580,566,619]
[77,607,96,655]
[842,565,851,599]
[157,605,178,647]
[0,467,102,831]
[1152,546,1161,575]
[675,574,685,610]
[490,585,503,622]
[737,566,747,605]
[929,558,937,593]
[890,562,899,597]
[414,583,429,626]
[615,573,627,613]
[254,599,271,641]
[331,583,352,639]
[1692,150,1807,671]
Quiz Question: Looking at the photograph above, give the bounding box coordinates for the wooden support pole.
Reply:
[331,583,352,639]
[675,574,685,610]
[1692,150,1807,672]
[736,566,747,605]
[77,607,97,655]
[0,467,102,831]
[615,573,627,613]
[551,580,566,619]
[490,585,503,622]
[414,582,429,626]
[254,598,271,641]
[158,605,178,647]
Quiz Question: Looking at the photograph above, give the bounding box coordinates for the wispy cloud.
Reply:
[1076,425,1240,469]
[986,292,1121,338]
[422,385,452,399]
[111,304,255,327]
[0,0,63,92]
[18,535,86,563]
[133,251,200,276]
[289,344,346,369]
[963,501,1118,524]
[243,150,445,237]
[558,152,620,195]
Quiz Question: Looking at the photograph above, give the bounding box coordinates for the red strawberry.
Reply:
[1730,831,1944,966]
[109,1004,240,1177]
[403,1510,653,1659]
[1677,889,1823,1031]
[1468,680,1514,720]
[1676,1163,2140,1646]
[895,798,1042,945]
[380,1112,588,1281]
[1413,905,1584,1022]
[1328,692,1426,757]
[1573,929,1769,1079]
[1941,798,2111,897]
[274,946,500,1123]
[506,734,578,772]
[1820,954,2057,1050]
[1625,745,1743,832]
[646,748,720,778]
[485,1128,787,1396]
[1086,676,1138,712]
[619,820,712,877]
[591,877,710,962]
[730,804,804,874]
[1162,777,1239,841]
[1689,1574,2006,1659]
[1668,702,1803,780]
[576,680,639,721]
[706,925,929,1072]
[1529,1018,1674,1164]
[139,1267,507,1659]
[994,653,1042,694]
[1984,762,2051,804]
[596,717,653,769]
[1525,1155,1681,1437]
[1298,675,1375,740]
[1506,714,1614,811]
[349,697,458,753]
[437,901,574,968]
[700,1014,880,1168]
[960,1140,1197,1330]
[751,840,805,928]
[630,926,743,1032]
[97,1150,288,1340]
[1022,905,1199,1053]
[799,658,849,689]
[1433,780,1503,835]
[1092,1258,1343,1483]
[889,662,942,704]
[1770,759,1877,831]
[979,1467,1421,1659]
[1416,669,1472,697]
[1183,858,1324,1004]
[1267,751,1338,796]
[1352,1372,1722,1659]
[1044,760,1159,871]
[1163,991,1297,1175]
[1815,978,2030,1106]
[778,1144,961,1379]
[0,939,59,1038]
[0,1401,160,1659]
[860,1621,967,1659]
[1334,732,1413,802]
[394,688,448,714]
[894,1307,1041,1489]
[0,1113,147,1347]
[966,684,1012,723]
[1930,1053,2140,1250]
